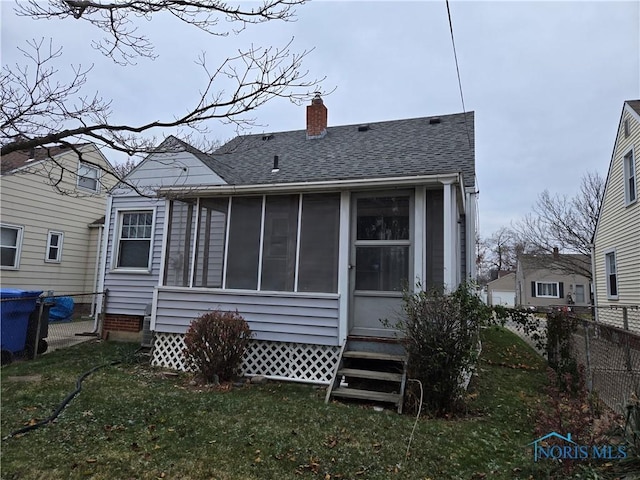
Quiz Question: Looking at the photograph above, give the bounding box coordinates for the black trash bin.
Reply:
[26,299,53,357]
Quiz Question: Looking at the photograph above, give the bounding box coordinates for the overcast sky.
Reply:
[2,1,638,237]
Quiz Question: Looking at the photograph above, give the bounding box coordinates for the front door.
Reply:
[350,192,412,337]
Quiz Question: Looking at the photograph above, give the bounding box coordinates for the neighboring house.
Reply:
[99,96,478,383]
[515,249,591,310]
[487,272,515,307]
[592,100,640,326]
[0,144,115,313]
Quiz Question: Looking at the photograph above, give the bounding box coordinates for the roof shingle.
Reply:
[208,111,475,188]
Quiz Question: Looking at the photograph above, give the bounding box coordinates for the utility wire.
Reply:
[445,0,472,150]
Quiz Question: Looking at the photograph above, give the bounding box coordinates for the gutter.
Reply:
[157,173,462,197]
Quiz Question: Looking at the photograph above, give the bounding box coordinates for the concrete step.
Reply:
[338,368,403,382]
[342,351,406,363]
[331,387,401,404]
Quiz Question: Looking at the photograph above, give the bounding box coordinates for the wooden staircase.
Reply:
[325,338,408,413]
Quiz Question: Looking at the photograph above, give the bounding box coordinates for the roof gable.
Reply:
[209,112,475,187]
[1,145,78,175]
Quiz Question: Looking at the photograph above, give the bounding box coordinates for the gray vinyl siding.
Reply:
[594,104,640,310]
[154,287,340,346]
[103,196,165,315]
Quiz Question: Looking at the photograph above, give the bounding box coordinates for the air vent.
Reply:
[262,134,274,141]
[357,125,370,132]
[429,117,441,125]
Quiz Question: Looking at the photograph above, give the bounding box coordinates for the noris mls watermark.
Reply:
[529,432,627,462]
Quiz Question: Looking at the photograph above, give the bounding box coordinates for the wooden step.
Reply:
[338,368,403,382]
[331,387,401,404]
[342,351,406,362]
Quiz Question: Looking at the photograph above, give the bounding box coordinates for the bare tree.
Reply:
[1,0,324,185]
[511,171,605,279]
[476,227,536,283]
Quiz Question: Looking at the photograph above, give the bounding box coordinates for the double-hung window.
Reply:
[45,231,64,263]
[78,162,100,192]
[115,211,154,270]
[0,224,23,269]
[605,251,618,299]
[623,151,636,205]
[536,281,559,298]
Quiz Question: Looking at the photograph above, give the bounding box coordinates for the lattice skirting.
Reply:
[151,332,340,384]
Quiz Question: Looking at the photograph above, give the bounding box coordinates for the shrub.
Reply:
[394,283,488,415]
[183,310,253,383]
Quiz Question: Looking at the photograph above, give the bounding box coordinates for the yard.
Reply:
[0,327,614,479]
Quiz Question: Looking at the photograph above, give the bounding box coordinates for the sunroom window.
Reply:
[164,193,341,293]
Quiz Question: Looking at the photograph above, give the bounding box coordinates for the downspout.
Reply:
[90,224,104,317]
[94,194,113,331]
[589,242,598,322]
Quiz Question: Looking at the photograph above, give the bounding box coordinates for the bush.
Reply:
[183,310,253,383]
[394,283,489,415]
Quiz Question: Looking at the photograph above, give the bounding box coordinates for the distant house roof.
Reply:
[0,144,97,176]
[0,145,76,175]
[518,253,591,276]
[627,99,640,116]
[206,112,475,187]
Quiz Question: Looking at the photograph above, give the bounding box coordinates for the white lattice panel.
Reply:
[151,333,340,383]
[151,333,187,371]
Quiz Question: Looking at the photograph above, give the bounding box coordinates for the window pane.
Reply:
[355,246,409,291]
[1,227,18,247]
[164,200,196,286]
[1,247,16,267]
[118,240,150,268]
[357,196,409,240]
[48,247,59,261]
[226,197,263,289]
[50,235,59,247]
[261,195,299,291]
[298,194,340,293]
[194,198,228,288]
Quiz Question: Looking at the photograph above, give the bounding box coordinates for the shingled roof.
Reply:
[1,145,75,175]
[627,99,640,116]
[206,111,475,187]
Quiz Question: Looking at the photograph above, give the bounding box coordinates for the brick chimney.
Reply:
[306,93,327,139]
[553,247,559,260]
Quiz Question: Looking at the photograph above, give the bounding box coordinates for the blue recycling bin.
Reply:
[1,289,43,362]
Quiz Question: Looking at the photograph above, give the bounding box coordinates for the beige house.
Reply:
[487,272,515,307]
[515,251,591,310]
[1,144,115,311]
[593,100,640,327]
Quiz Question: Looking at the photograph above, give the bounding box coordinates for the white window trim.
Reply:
[77,161,101,193]
[0,223,24,270]
[623,149,637,206]
[535,281,559,298]
[604,248,619,300]
[45,230,64,263]
[111,208,156,273]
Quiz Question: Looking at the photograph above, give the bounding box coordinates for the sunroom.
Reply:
[150,176,471,384]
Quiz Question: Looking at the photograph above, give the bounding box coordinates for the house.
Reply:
[592,100,640,327]
[99,96,477,385]
[487,271,515,307]
[1,144,115,314]
[515,249,591,311]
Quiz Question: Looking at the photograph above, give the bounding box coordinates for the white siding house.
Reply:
[593,100,640,328]
[1,144,115,312]
[99,98,478,383]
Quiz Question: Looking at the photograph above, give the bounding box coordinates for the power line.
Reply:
[445,0,472,150]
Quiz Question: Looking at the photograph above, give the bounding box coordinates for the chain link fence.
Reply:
[571,306,640,415]
[1,291,106,364]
